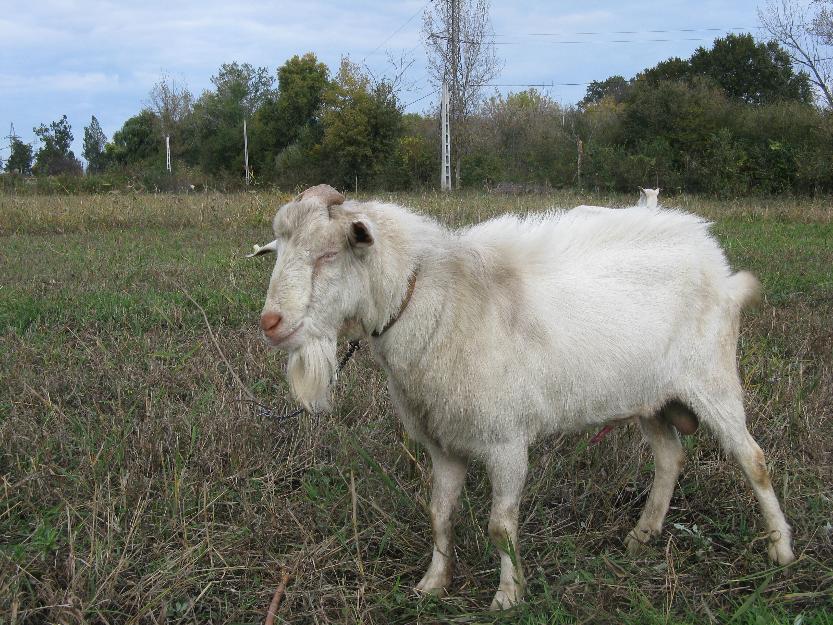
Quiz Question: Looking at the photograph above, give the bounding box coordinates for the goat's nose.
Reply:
[260,311,283,334]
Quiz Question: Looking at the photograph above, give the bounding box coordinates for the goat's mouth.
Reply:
[264,320,305,349]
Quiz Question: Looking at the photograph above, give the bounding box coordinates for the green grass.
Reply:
[1,190,831,624]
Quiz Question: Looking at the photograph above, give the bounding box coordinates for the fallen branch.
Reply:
[264,569,292,625]
[179,286,259,405]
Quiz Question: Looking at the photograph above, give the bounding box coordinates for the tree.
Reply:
[476,89,574,185]
[625,78,729,146]
[191,62,276,176]
[397,115,438,188]
[319,58,402,189]
[209,62,275,120]
[83,116,108,174]
[759,0,833,106]
[689,33,812,104]
[148,73,193,135]
[108,110,159,166]
[33,115,82,175]
[252,53,330,177]
[266,54,329,149]
[640,56,694,83]
[146,73,194,163]
[423,0,501,186]
[5,137,33,175]
[638,34,813,105]
[580,75,631,108]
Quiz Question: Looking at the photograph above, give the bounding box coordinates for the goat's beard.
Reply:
[286,335,337,412]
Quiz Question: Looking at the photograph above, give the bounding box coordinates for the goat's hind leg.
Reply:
[415,443,468,595]
[690,389,795,565]
[625,415,685,555]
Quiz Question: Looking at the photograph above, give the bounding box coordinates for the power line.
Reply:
[436,33,751,46]
[479,82,589,87]
[520,26,757,36]
[403,89,440,108]
[371,19,760,106]
[366,20,763,63]
[362,2,428,62]
[383,24,761,47]
[485,36,743,45]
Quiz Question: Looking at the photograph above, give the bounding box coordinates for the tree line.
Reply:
[4,33,833,195]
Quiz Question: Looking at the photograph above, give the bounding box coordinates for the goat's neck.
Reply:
[362,245,421,337]
[354,208,452,360]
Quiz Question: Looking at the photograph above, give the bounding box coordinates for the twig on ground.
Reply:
[23,383,69,421]
[179,286,259,405]
[264,569,291,625]
[351,469,365,578]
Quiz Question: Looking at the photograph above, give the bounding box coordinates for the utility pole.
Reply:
[5,122,19,144]
[243,118,250,185]
[2,123,23,173]
[449,0,460,189]
[4,122,20,152]
[440,82,451,191]
[2,123,16,170]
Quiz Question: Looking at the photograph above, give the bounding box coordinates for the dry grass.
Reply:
[1,190,831,624]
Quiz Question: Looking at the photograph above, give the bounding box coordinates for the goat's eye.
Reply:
[313,251,337,272]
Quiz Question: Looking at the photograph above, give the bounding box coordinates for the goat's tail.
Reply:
[728,270,762,310]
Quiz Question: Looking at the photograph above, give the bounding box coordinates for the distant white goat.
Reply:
[251,185,794,610]
[638,187,660,208]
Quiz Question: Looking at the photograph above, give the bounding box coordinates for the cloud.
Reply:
[0,20,69,49]
[0,72,122,93]
[2,0,763,159]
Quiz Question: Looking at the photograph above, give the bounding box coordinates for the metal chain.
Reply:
[337,339,363,373]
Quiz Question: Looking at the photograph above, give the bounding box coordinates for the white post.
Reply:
[243,118,250,185]
[440,82,451,192]
[165,135,171,173]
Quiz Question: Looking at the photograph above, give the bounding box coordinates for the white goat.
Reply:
[253,185,794,610]
[638,187,660,208]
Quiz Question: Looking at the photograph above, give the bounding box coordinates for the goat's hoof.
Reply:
[624,528,654,556]
[768,535,795,566]
[489,587,522,611]
[414,571,451,596]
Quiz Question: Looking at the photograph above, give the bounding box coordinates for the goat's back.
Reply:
[457,206,733,332]
[398,206,752,442]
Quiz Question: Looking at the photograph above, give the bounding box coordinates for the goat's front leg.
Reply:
[415,443,468,595]
[485,442,528,610]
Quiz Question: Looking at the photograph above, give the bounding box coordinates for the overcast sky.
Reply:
[1,0,766,164]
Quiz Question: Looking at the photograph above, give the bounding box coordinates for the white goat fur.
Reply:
[258,196,794,609]
[638,187,660,208]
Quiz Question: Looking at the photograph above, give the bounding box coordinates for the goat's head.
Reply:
[638,187,660,208]
[254,184,376,411]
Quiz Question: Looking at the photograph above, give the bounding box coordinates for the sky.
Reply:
[0,0,768,165]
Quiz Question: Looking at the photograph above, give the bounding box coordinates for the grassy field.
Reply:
[1,190,831,624]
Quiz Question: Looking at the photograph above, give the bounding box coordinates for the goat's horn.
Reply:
[246,240,278,258]
[295,184,346,209]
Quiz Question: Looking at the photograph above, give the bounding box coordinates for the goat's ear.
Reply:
[348,220,374,248]
[246,240,278,258]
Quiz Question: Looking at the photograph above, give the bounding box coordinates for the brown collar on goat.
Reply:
[372,269,418,337]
